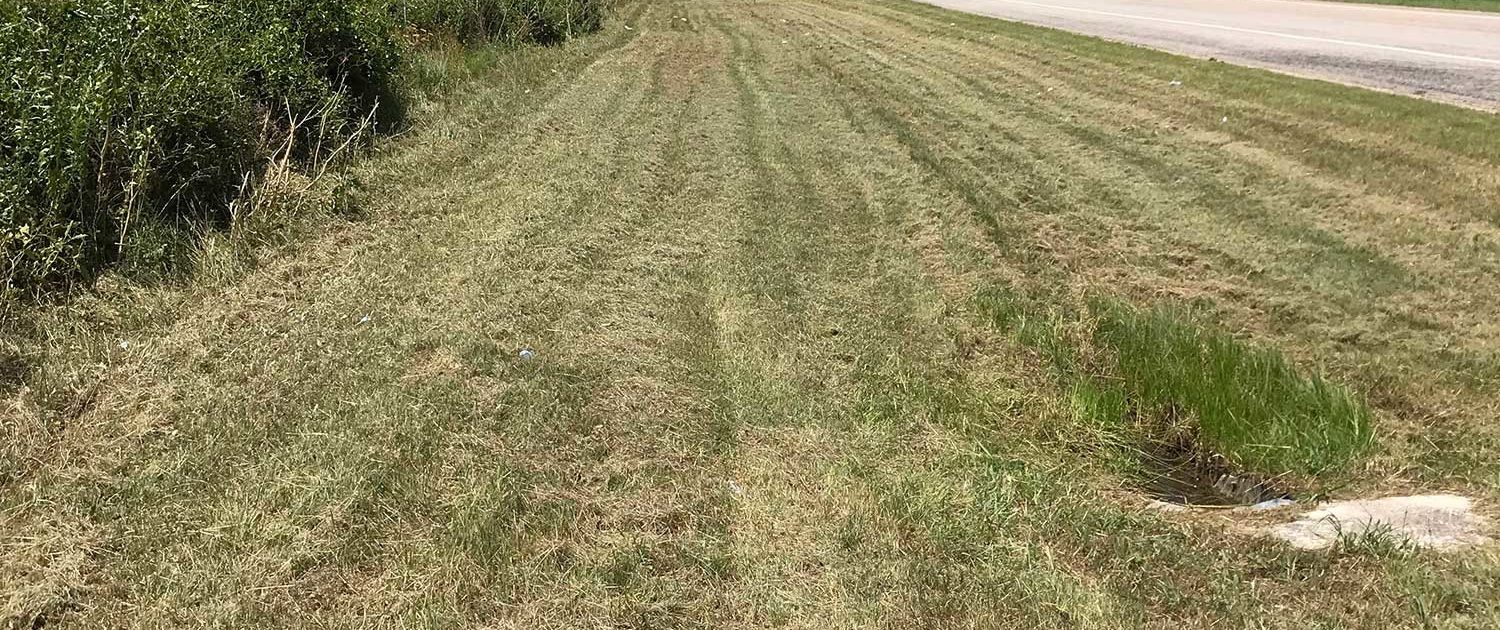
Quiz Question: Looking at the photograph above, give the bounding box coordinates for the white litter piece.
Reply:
[1169,79,1183,87]
[519,348,536,361]
[1270,494,1489,551]
[1247,498,1295,511]
[357,314,372,325]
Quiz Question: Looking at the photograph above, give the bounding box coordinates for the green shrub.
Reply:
[0,0,600,295]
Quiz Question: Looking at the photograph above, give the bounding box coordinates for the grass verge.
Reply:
[1322,0,1500,11]
[5,0,1500,627]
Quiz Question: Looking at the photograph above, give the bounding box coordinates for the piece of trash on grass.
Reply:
[357,314,372,325]
[118,340,130,350]
[1248,498,1295,511]
[1169,79,1183,87]
[726,481,745,496]
[519,348,536,361]
[1220,116,1229,123]
[624,24,633,31]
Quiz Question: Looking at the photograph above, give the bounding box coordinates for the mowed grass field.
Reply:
[6,0,1500,627]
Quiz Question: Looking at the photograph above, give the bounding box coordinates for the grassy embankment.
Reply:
[5,0,1500,627]
[1326,0,1500,12]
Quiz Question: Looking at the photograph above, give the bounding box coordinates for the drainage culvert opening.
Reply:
[1137,430,1291,506]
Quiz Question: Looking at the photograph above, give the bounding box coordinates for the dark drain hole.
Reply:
[1138,434,1290,507]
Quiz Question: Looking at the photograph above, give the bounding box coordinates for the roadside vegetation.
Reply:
[1325,0,1500,11]
[0,0,601,298]
[4,0,1500,627]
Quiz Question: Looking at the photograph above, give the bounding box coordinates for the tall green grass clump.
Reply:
[1,0,601,297]
[1092,301,1374,475]
[400,0,603,44]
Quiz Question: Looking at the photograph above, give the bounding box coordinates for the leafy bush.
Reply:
[0,0,600,294]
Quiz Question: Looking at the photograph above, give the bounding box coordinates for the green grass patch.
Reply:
[977,287,1373,481]
[1092,300,1374,476]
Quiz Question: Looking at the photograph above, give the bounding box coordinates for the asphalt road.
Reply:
[920,0,1500,108]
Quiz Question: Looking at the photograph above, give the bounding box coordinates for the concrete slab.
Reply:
[1270,494,1489,551]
